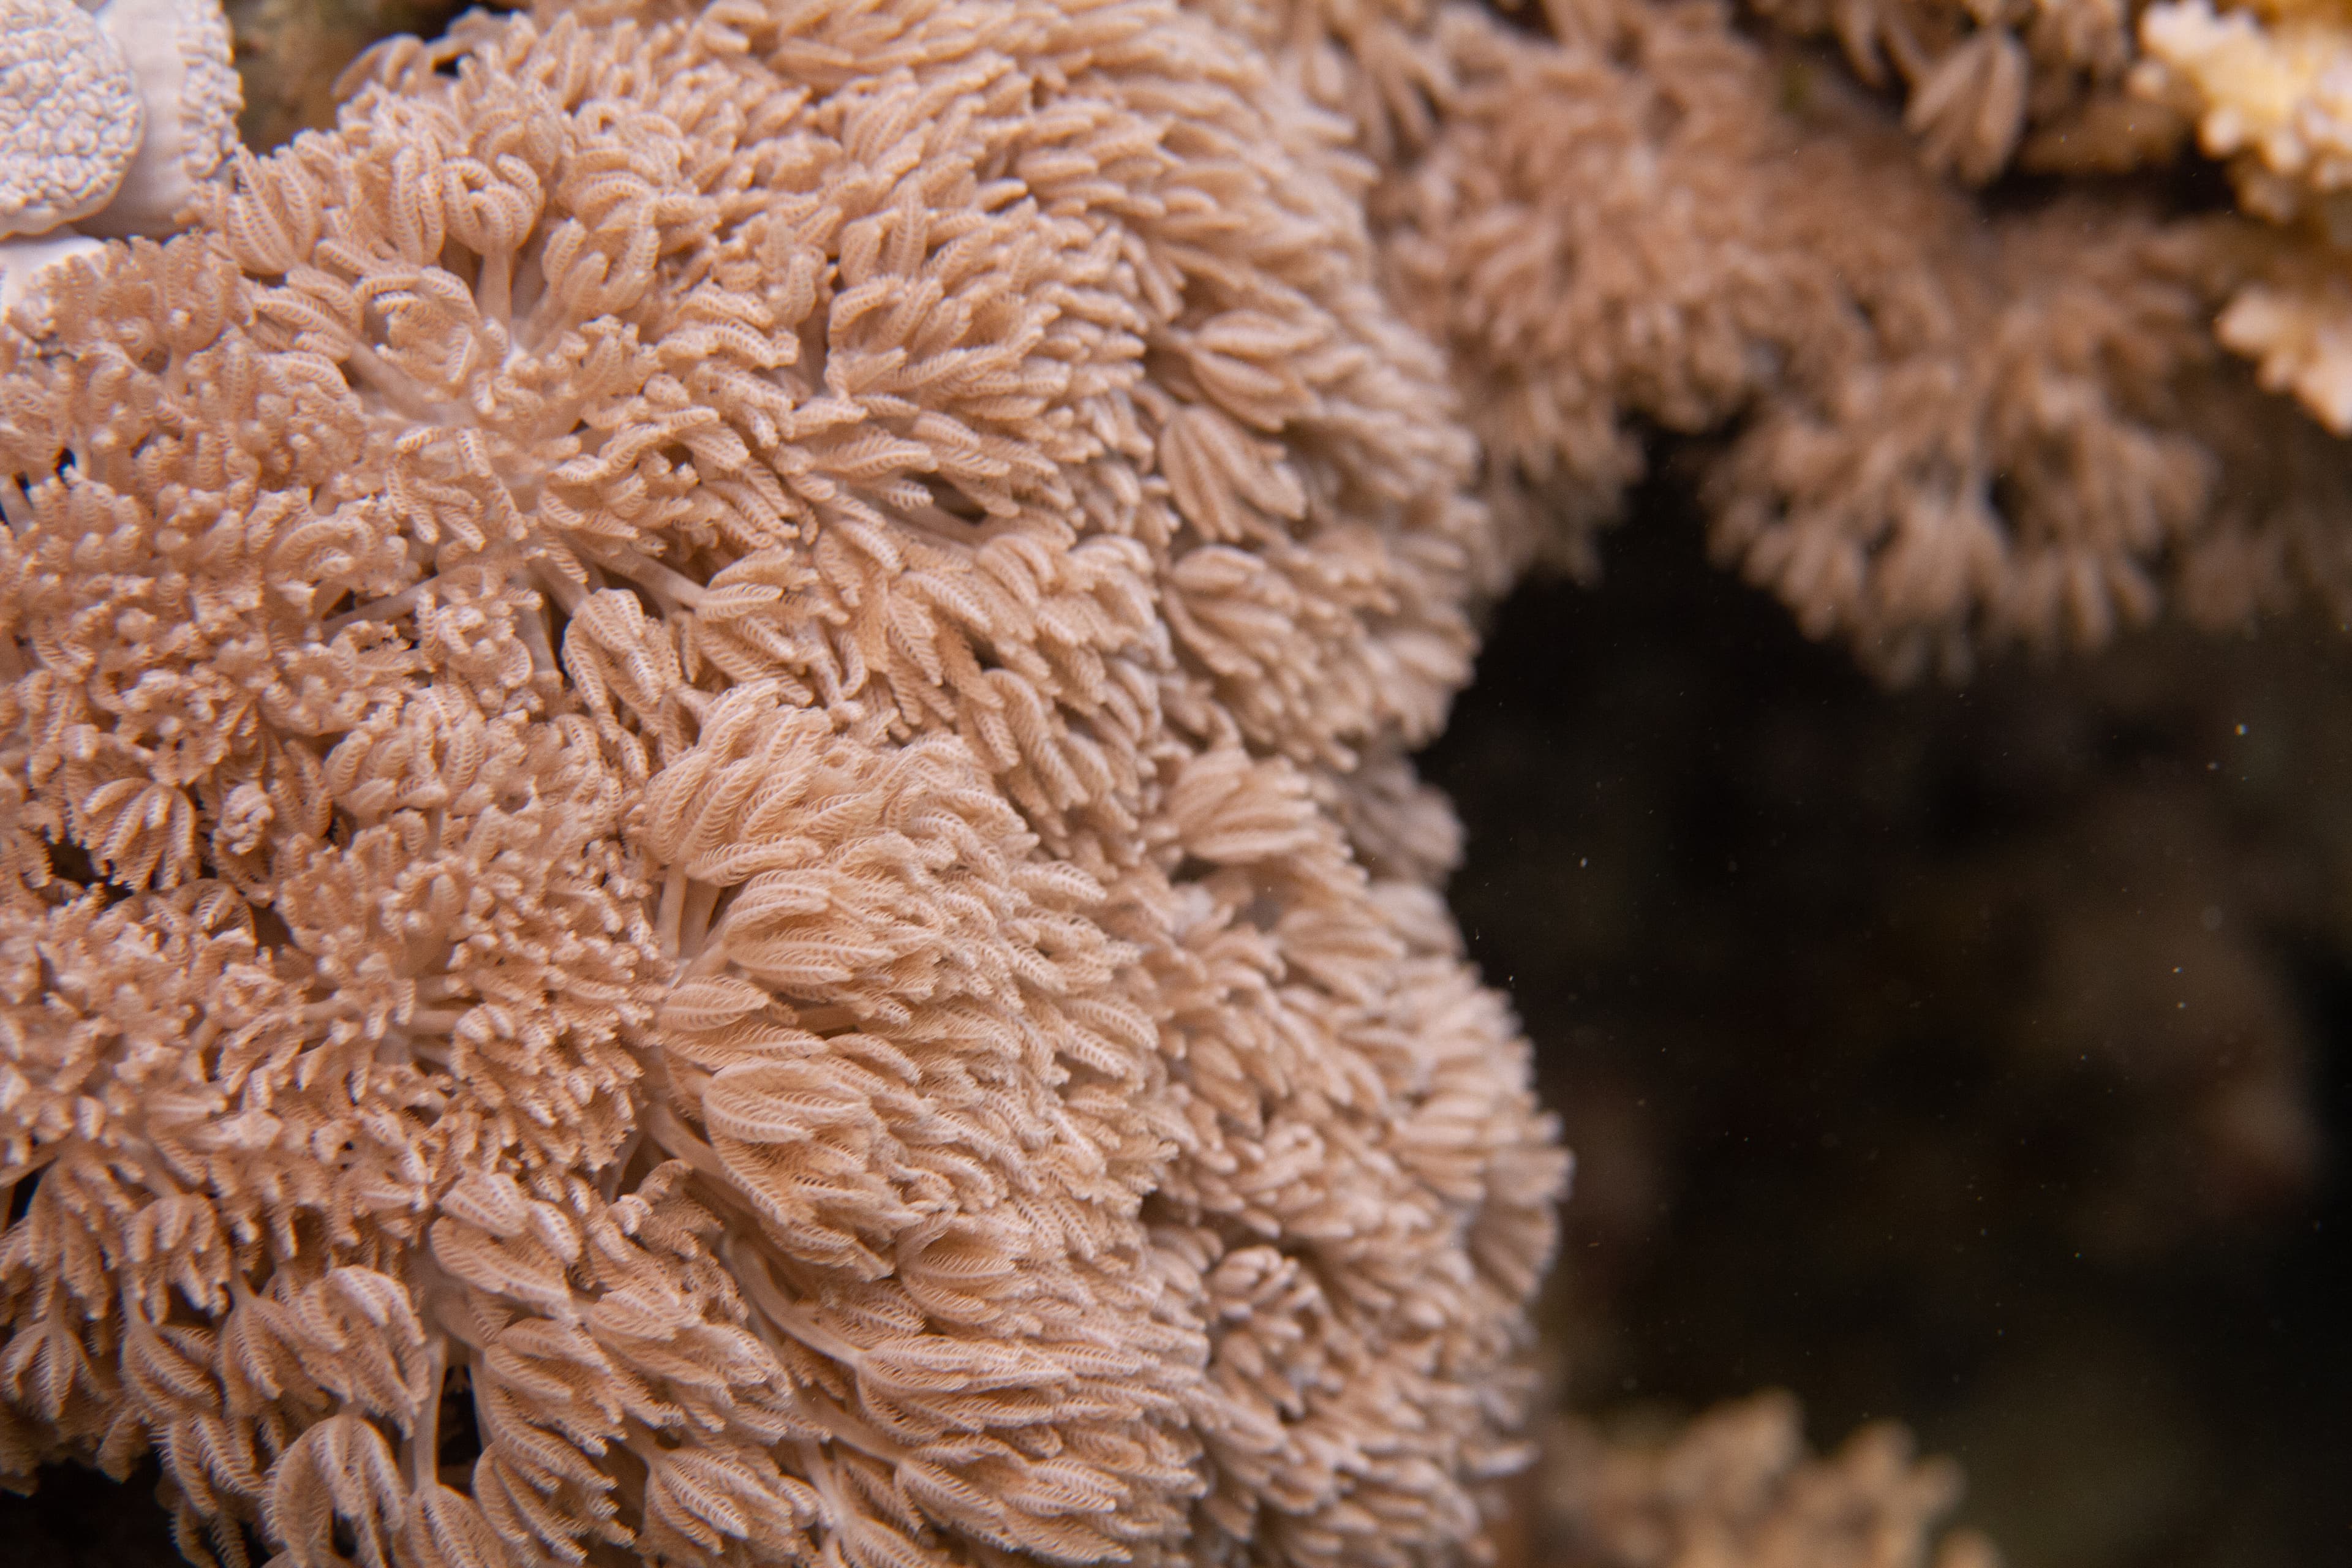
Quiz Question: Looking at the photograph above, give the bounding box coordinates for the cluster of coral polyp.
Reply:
[0,1,1563,1564]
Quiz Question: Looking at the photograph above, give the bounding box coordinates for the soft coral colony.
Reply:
[12,0,2352,1555]
[0,1,1566,1564]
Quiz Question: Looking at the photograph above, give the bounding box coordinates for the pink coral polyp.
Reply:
[0,2,1562,1566]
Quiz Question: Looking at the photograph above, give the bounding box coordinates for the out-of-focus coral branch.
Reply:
[1235,0,2352,675]
[1529,1394,1999,1568]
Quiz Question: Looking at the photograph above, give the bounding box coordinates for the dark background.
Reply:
[1425,459,2351,1567]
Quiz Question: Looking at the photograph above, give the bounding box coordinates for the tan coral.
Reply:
[2118,0,2352,435]
[2134,0,2352,220]
[2211,231,2352,426]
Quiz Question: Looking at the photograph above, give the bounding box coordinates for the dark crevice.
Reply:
[437,1365,483,1482]
[6,1168,39,1225]
[43,835,97,888]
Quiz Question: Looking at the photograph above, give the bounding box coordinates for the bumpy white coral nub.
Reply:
[1,0,241,320]
[0,0,145,238]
